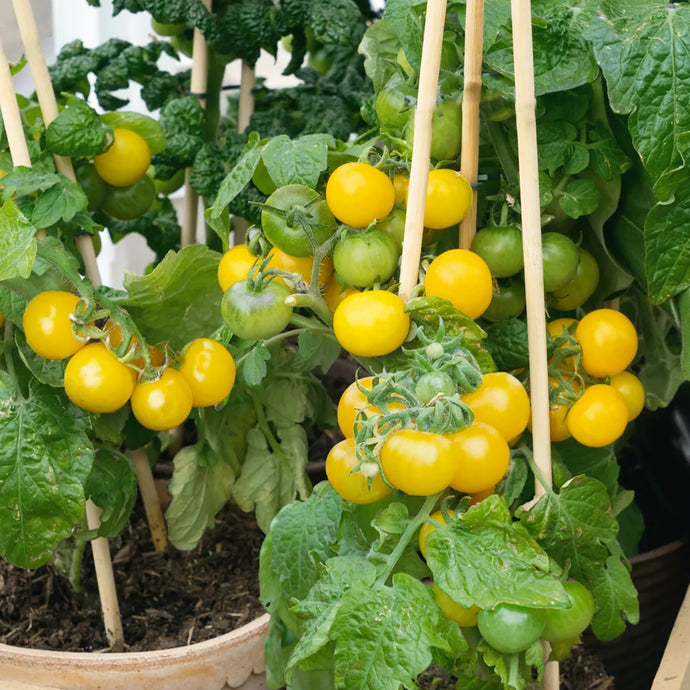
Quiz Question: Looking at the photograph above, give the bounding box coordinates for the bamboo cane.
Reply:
[510,0,557,686]
[131,448,168,551]
[0,24,126,650]
[458,0,485,249]
[398,0,448,302]
[182,0,212,247]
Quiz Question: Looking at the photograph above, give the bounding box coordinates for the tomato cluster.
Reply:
[22,291,236,431]
[540,309,643,446]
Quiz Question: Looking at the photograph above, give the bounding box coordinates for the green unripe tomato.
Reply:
[541,581,595,643]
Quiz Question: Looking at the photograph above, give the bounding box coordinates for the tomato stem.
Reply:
[376,492,441,584]
[518,444,553,497]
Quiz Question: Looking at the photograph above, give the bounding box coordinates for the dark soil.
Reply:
[0,499,265,652]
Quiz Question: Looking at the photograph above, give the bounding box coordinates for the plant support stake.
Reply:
[510,0,557,686]
[398,0,448,302]
[459,0,485,249]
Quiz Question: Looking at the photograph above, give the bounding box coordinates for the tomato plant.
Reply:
[576,308,638,378]
[221,278,293,340]
[326,437,393,504]
[64,342,135,414]
[548,248,599,311]
[23,291,86,360]
[325,162,395,228]
[541,232,580,293]
[178,338,236,408]
[566,383,629,447]
[419,169,473,229]
[380,429,455,496]
[94,128,151,187]
[541,580,594,643]
[101,174,156,220]
[333,290,410,357]
[477,604,546,654]
[482,277,526,322]
[333,230,400,288]
[424,249,493,320]
[404,101,463,161]
[262,184,336,257]
[131,367,194,431]
[470,226,523,278]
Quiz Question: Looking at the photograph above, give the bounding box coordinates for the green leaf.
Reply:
[0,200,37,280]
[261,134,334,189]
[358,18,400,93]
[479,638,544,690]
[260,482,343,603]
[426,495,568,611]
[517,475,619,585]
[329,574,467,690]
[209,132,263,220]
[0,168,60,201]
[164,443,235,550]
[232,422,311,532]
[552,441,620,499]
[241,342,272,386]
[286,556,377,681]
[295,332,342,375]
[31,178,89,228]
[590,551,640,640]
[45,98,110,157]
[100,110,167,154]
[86,450,137,538]
[483,317,529,372]
[14,330,65,388]
[0,376,93,568]
[122,244,223,349]
[558,178,602,219]
[384,0,423,75]
[310,0,362,46]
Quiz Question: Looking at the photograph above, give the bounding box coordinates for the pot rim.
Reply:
[0,612,270,662]
[629,536,689,565]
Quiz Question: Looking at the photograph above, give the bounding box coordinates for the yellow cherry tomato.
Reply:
[94,128,152,187]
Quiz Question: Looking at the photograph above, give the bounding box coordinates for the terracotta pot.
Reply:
[0,612,270,690]
[584,538,690,690]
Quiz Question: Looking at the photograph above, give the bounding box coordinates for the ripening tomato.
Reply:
[322,275,358,312]
[418,509,454,558]
[94,128,152,187]
[64,342,135,413]
[107,320,165,370]
[393,174,409,204]
[548,248,600,311]
[608,371,645,422]
[326,162,395,228]
[268,247,334,289]
[541,232,580,293]
[419,169,473,229]
[23,291,86,360]
[424,249,493,320]
[547,317,578,371]
[478,604,545,654]
[575,309,638,378]
[0,311,5,329]
[101,174,156,220]
[380,429,455,496]
[217,244,258,292]
[337,376,405,437]
[130,367,193,431]
[178,338,236,407]
[448,421,511,494]
[333,230,400,288]
[470,226,524,278]
[433,584,480,627]
[461,372,531,442]
[566,383,629,447]
[541,580,594,643]
[326,437,393,504]
[333,290,410,357]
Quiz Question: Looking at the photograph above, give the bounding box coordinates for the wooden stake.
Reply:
[182,0,212,247]
[510,0,557,685]
[2,20,127,648]
[458,0,485,249]
[398,0,448,302]
[237,61,256,134]
[132,448,168,552]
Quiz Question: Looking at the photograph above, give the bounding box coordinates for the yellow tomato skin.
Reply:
[448,421,510,494]
[178,338,236,408]
[267,248,334,289]
[94,128,152,187]
[433,585,480,627]
[322,274,358,312]
[418,509,454,558]
[23,291,86,360]
[461,372,531,442]
[566,384,629,448]
[131,368,194,431]
[325,437,393,504]
[424,249,493,320]
[64,342,135,413]
[419,169,473,229]
[608,371,645,421]
[336,376,405,438]
[218,244,257,292]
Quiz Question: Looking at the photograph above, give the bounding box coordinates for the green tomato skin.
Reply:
[405,101,463,161]
[482,278,526,323]
[101,174,155,220]
[548,248,600,312]
[74,162,107,211]
[376,76,415,131]
[151,19,186,36]
[541,232,580,293]
[471,226,524,278]
[477,604,546,654]
[333,230,400,289]
[541,581,594,643]
[262,185,336,258]
[415,371,455,404]
[153,168,186,195]
[375,207,406,251]
[220,280,293,341]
